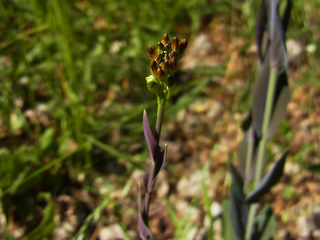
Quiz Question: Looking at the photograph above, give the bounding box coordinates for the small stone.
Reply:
[286,39,303,61]
[177,170,203,199]
[98,224,124,240]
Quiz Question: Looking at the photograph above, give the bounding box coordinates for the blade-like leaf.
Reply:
[256,0,268,63]
[24,193,55,240]
[251,59,289,140]
[151,145,167,188]
[268,73,290,139]
[282,0,293,32]
[250,205,275,240]
[245,150,288,203]
[229,162,248,240]
[143,110,157,164]
[142,111,167,194]
[269,0,288,72]
[138,185,152,239]
[241,112,252,132]
[237,127,260,181]
[221,200,236,240]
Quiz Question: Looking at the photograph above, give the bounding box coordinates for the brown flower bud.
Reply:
[155,54,162,64]
[157,42,165,52]
[150,60,158,74]
[147,45,157,60]
[161,33,170,47]
[156,68,165,80]
[170,58,177,71]
[162,59,170,72]
[178,39,188,55]
[170,51,178,61]
[171,37,179,51]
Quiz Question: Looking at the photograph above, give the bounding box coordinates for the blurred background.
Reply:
[0,0,319,239]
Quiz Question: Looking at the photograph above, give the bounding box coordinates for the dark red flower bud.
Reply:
[161,33,170,47]
[170,59,177,71]
[147,45,157,60]
[150,60,158,74]
[170,51,178,61]
[157,42,165,52]
[171,37,179,51]
[162,59,170,72]
[156,68,165,80]
[178,39,188,55]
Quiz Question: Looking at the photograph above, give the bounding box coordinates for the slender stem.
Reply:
[155,96,166,143]
[144,192,152,221]
[245,66,278,240]
[254,66,278,183]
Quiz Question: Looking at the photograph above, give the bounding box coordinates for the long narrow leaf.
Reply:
[245,151,288,203]
[138,185,152,239]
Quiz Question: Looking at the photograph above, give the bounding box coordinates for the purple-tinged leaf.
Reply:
[143,110,157,164]
[269,0,288,71]
[143,164,153,193]
[245,150,288,203]
[142,111,167,194]
[256,0,291,71]
[152,145,167,187]
[268,73,290,138]
[251,50,271,139]
[240,112,252,132]
[236,127,259,182]
[138,185,152,239]
[251,57,289,139]
[256,0,268,63]
[282,0,293,32]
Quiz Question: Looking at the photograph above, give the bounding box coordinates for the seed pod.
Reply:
[171,37,179,51]
[161,33,170,47]
[147,45,157,60]
[178,39,188,55]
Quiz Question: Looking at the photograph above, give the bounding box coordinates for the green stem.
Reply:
[245,66,278,240]
[155,96,167,143]
[254,66,278,183]
[244,128,254,192]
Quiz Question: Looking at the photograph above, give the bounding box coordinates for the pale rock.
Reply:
[98,224,124,240]
[177,170,203,199]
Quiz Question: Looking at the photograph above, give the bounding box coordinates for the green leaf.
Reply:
[39,128,55,152]
[24,193,55,240]
[221,200,236,240]
[250,205,275,240]
[229,162,249,240]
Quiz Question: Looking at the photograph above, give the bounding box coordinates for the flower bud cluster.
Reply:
[145,33,187,96]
